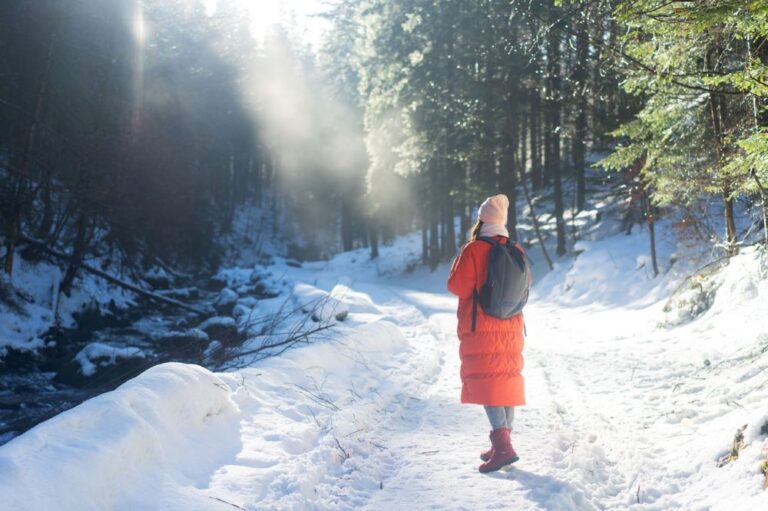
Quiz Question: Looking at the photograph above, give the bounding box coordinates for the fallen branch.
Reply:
[515,148,554,270]
[293,383,341,411]
[19,235,207,315]
[333,433,350,461]
[220,323,336,365]
[208,496,246,510]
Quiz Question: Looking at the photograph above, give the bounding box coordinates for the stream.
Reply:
[0,277,230,446]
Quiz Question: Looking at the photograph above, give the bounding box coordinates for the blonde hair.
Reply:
[470,220,484,241]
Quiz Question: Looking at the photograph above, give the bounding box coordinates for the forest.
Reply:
[2,0,766,283]
[2,1,768,508]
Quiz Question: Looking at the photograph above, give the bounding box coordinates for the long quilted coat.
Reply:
[447,235,526,406]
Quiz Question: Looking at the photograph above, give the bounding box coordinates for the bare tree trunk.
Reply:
[439,163,446,258]
[222,150,236,233]
[643,192,659,277]
[422,215,429,264]
[36,158,54,241]
[547,7,567,256]
[530,89,542,191]
[340,190,354,252]
[573,14,589,212]
[444,165,456,256]
[4,33,55,276]
[751,170,768,249]
[706,49,737,254]
[270,156,279,238]
[502,108,518,239]
[519,160,554,271]
[648,217,659,277]
[368,219,379,259]
[458,197,469,246]
[429,159,440,268]
[60,211,88,295]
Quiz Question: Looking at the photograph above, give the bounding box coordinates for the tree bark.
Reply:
[573,15,589,212]
[706,49,737,254]
[547,7,567,256]
[444,166,456,256]
[458,197,469,246]
[60,211,89,295]
[648,217,659,277]
[4,32,55,276]
[502,98,518,239]
[530,89,542,191]
[368,220,379,259]
[340,191,354,252]
[429,159,440,268]
[750,170,768,249]
[643,191,659,277]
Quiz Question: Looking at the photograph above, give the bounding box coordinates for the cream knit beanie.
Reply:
[478,194,509,225]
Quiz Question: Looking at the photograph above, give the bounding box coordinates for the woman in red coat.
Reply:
[447,194,526,473]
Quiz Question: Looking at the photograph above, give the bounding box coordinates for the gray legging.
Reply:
[484,406,515,430]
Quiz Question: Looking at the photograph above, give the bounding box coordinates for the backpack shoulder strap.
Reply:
[476,236,498,246]
[510,242,534,268]
[471,237,497,332]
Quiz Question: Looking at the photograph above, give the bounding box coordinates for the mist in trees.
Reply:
[1,0,258,279]
[2,0,766,286]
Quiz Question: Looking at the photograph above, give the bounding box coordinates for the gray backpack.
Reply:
[471,237,531,332]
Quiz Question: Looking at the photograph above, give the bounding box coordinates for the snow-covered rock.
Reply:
[198,316,240,344]
[144,266,172,288]
[293,283,349,322]
[74,342,146,377]
[329,283,380,314]
[154,328,209,351]
[214,288,238,315]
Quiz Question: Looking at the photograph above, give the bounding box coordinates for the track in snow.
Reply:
[353,281,631,511]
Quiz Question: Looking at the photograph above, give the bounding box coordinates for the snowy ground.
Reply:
[1,220,768,510]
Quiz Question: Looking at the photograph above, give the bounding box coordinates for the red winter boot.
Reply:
[480,426,504,461]
[478,428,519,473]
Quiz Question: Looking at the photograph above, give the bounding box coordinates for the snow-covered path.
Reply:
[355,281,621,510]
[354,268,768,511]
[2,234,768,511]
[359,283,595,510]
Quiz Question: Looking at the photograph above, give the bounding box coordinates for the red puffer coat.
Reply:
[447,236,526,406]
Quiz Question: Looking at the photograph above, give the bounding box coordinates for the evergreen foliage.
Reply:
[1,0,766,280]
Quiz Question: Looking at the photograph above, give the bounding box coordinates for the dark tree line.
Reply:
[320,0,638,268]
[322,0,767,267]
[0,1,263,283]
[2,0,766,292]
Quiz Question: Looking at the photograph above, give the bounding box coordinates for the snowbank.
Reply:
[0,363,240,511]
[526,233,768,510]
[533,224,683,309]
[0,290,436,511]
[4,212,768,510]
